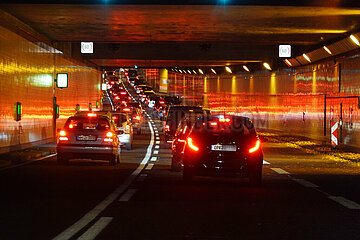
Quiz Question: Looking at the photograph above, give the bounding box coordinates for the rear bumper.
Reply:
[57,145,119,159]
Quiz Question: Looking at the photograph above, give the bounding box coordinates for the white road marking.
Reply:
[156,141,160,144]
[271,168,290,175]
[292,178,319,188]
[118,189,137,202]
[146,163,154,170]
[156,137,160,140]
[155,130,158,133]
[328,196,360,210]
[263,160,270,165]
[155,134,159,136]
[0,153,57,172]
[153,150,159,155]
[155,145,159,149]
[53,122,155,240]
[150,157,157,161]
[77,217,113,240]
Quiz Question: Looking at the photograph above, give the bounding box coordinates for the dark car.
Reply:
[164,95,181,106]
[181,115,263,186]
[164,106,208,144]
[56,112,121,165]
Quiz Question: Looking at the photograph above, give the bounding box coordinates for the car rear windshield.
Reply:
[114,114,128,125]
[65,117,110,130]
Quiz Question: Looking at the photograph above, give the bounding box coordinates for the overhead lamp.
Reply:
[323,46,332,55]
[243,65,250,72]
[303,53,311,62]
[211,68,217,74]
[179,70,183,73]
[198,69,204,74]
[193,70,197,74]
[225,66,232,73]
[284,59,292,66]
[350,34,360,45]
[263,62,272,71]
[187,70,191,74]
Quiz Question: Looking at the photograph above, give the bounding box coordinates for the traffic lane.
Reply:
[96,165,360,239]
[88,132,360,239]
[0,130,150,240]
[263,141,360,210]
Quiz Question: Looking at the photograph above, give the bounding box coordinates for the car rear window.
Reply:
[65,117,110,130]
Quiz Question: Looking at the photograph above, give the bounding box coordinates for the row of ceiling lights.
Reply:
[170,62,272,75]
[284,34,360,66]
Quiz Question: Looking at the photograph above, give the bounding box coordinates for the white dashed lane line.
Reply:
[328,196,360,210]
[137,174,147,182]
[155,141,160,144]
[145,163,154,170]
[153,150,159,155]
[150,157,157,162]
[292,178,319,188]
[271,168,290,175]
[263,160,270,165]
[118,189,137,202]
[155,145,159,149]
[77,217,113,240]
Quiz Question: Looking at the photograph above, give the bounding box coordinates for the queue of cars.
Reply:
[57,69,264,186]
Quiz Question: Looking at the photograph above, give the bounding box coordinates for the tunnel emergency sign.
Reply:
[81,42,93,54]
[279,45,291,58]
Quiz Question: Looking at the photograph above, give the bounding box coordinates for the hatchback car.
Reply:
[112,112,133,150]
[181,115,263,186]
[56,112,121,165]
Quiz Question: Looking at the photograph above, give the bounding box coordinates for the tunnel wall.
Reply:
[0,25,102,153]
[165,55,360,148]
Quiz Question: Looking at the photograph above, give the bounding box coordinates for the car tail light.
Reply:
[121,91,126,95]
[249,140,261,153]
[128,97,132,100]
[123,108,131,112]
[68,124,74,129]
[115,96,120,100]
[219,118,230,122]
[111,81,115,84]
[59,130,69,141]
[104,131,114,143]
[87,113,97,117]
[165,125,170,131]
[187,137,199,151]
[134,115,141,120]
[159,101,165,104]
[209,122,218,126]
[113,116,118,120]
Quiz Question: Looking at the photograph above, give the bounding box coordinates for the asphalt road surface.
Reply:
[1,110,360,240]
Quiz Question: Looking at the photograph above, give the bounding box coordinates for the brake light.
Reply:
[209,122,218,126]
[219,118,230,122]
[128,97,132,100]
[249,140,261,153]
[125,125,130,131]
[68,124,74,129]
[104,131,114,142]
[111,81,115,84]
[123,108,131,112]
[59,130,68,141]
[187,137,199,151]
[159,101,165,104]
[134,115,141,120]
[87,113,96,117]
[113,116,118,120]
[121,91,126,95]
[165,125,170,131]
[115,96,120,100]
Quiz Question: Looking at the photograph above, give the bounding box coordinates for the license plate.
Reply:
[77,135,96,141]
[211,144,236,151]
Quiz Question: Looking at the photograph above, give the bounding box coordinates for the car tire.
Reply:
[249,167,262,187]
[171,156,181,172]
[57,153,69,165]
[109,154,116,166]
[126,143,131,150]
[183,166,194,183]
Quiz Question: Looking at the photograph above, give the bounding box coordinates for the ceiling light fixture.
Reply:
[284,59,292,66]
[243,65,250,72]
[225,66,232,73]
[303,53,311,62]
[199,69,204,74]
[323,46,332,55]
[350,34,360,45]
[211,68,217,74]
[263,62,272,71]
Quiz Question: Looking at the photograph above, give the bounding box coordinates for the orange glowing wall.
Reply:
[0,26,101,153]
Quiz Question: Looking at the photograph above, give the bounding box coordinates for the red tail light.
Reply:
[115,96,120,100]
[187,137,199,151]
[123,108,131,112]
[159,101,165,104]
[165,125,170,131]
[111,81,115,84]
[249,140,261,153]
[134,115,141,120]
[103,131,114,143]
[209,122,218,126]
[59,130,69,141]
[120,92,126,95]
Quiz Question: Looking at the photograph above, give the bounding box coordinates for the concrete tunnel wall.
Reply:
[154,54,360,149]
[0,25,102,153]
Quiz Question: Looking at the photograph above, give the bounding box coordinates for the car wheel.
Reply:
[126,143,131,150]
[183,166,194,183]
[249,167,262,187]
[171,156,181,172]
[57,153,68,165]
[109,154,116,166]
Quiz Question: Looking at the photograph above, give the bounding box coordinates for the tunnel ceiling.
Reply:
[2,3,360,70]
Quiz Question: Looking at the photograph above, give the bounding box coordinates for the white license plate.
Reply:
[211,145,236,151]
[77,135,96,141]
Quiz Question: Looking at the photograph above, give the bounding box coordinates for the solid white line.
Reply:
[155,145,159,149]
[271,168,290,175]
[292,178,319,188]
[77,217,113,240]
[137,174,147,182]
[328,196,360,210]
[153,150,159,155]
[118,189,137,202]
[53,122,154,240]
[145,163,154,170]
[150,157,157,161]
[263,160,270,165]
[0,153,57,172]
[155,141,160,144]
